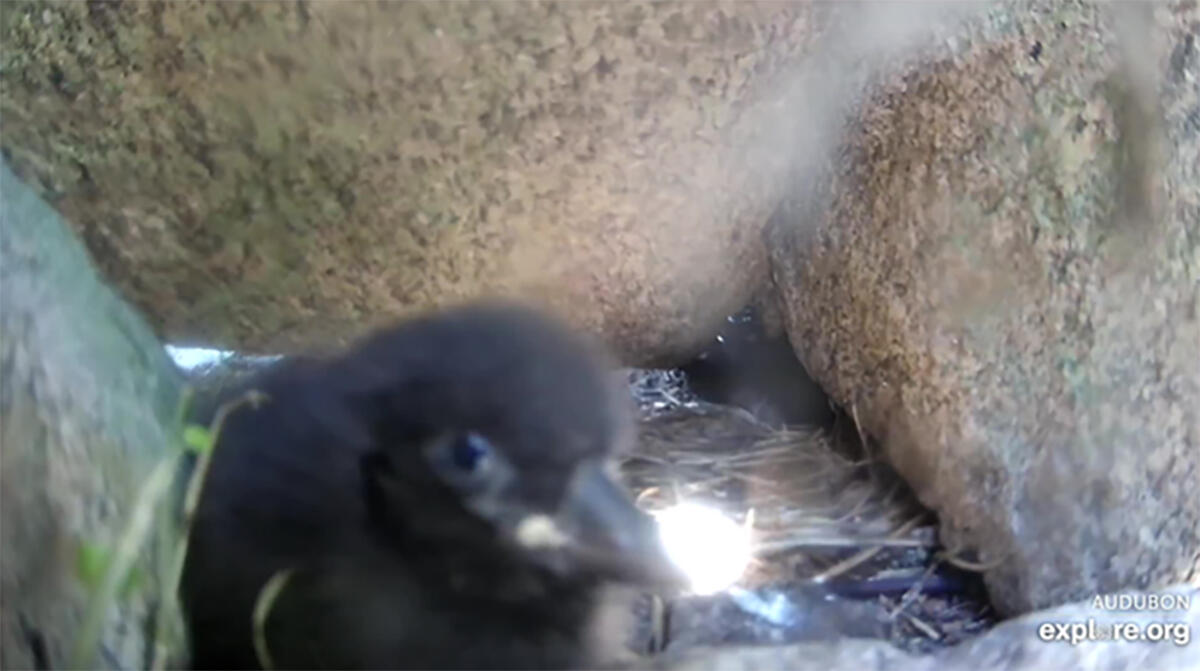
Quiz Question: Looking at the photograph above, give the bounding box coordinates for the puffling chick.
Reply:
[180,301,685,670]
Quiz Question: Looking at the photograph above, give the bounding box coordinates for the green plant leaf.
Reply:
[182,425,215,455]
[77,542,111,591]
[121,566,146,598]
[76,542,143,598]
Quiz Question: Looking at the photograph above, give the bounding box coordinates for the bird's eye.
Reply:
[424,431,509,495]
[450,432,491,473]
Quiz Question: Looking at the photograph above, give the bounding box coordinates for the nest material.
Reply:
[619,374,995,654]
[622,402,925,583]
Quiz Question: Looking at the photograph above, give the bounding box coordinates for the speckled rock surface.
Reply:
[656,585,1200,671]
[768,1,1200,615]
[1,162,185,668]
[0,1,838,365]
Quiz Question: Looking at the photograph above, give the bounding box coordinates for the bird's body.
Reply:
[180,302,680,670]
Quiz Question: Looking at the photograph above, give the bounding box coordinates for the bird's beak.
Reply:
[526,461,687,590]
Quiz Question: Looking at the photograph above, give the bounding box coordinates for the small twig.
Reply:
[153,389,268,670]
[181,390,268,525]
[709,465,787,491]
[889,561,940,621]
[620,453,675,468]
[850,401,870,457]
[936,548,1010,573]
[253,568,296,670]
[653,386,687,410]
[648,594,666,654]
[149,475,181,671]
[810,514,927,582]
[900,610,942,641]
[70,456,179,668]
[150,385,197,668]
[831,482,882,525]
[754,533,930,555]
[635,486,662,506]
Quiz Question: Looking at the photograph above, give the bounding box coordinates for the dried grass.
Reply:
[618,394,995,654]
[621,402,932,576]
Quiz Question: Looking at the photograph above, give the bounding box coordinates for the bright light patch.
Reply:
[514,514,569,549]
[165,345,232,370]
[653,503,750,595]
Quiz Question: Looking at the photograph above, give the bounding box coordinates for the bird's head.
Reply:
[336,301,685,591]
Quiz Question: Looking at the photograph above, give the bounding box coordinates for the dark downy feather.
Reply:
[180,302,675,670]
